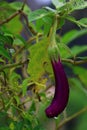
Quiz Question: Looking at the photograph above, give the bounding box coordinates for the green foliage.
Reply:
[73,66,87,86]
[28,9,53,22]
[66,15,87,28]
[52,0,65,9]
[36,16,53,35]
[62,29,87,45]
[0,33,13,61]
[28,38,51,82]
[0,0,87,130]
[0,1,15,21]
[71,45,87,57]
[5,16,23,34]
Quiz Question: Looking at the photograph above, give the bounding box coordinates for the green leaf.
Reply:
[78,18,87,27]
[0,46,11,60]
[13,36,25,46]
[28,38,51,82]
[10,1,31,15]
[62,29,87,45]
[43,16,53,35]
[73,66,87,86]
[0,34,6,46]
[22,78,30,96]
[13,121,24,130]
[29,101,36,113]
[58,43,72,58]
[0,112,10,128]
[36,19,44,33]
[5,16,23,34]
[69,78,87,95]
[59,18,65,28]
[67,15,87,28]
[28,9,53,22]
[9,2,24,10]
[55,0,87,14]
[71,45,87,56]
[64,0,87,14]
[0,1,15,22]
[79,18,87,25]
[76,114,87,130]
[5,35,13,45]
[14,96,20,106]
[67,84,87,116]
[9,122,15,130]
[36,16,53,35]
[0,34,13,48]
[52,0,65,8]
[69,0,87,11]
[33,125,45,130]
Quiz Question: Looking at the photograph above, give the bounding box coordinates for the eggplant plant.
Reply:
[0,0,87,130]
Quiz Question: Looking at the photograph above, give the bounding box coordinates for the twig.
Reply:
[58,106,87,129]
[62,58,87,65]
[0,10,21,25]
[12,33,43,59]
[20,12,37,35]
[21,0,26,11]
[0,59,29,72]
[0,0,26,25]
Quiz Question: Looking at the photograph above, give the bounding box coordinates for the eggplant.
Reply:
[45,59,69,118]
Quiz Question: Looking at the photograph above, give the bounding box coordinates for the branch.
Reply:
[21,0,26,11]
[12,33,43,59]
[58,106,87,129]
[0,59,29,72]
[0,0,26,25]
[62,58,87,65]
[0,10,21,25]
[20,12,37,35]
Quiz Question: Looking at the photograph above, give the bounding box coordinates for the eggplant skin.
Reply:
[45,59,69,118]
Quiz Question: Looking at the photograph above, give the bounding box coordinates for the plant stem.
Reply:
[0,58,87,72]
[62,58,87,65]
[57,106,87,129]
[0,0,26,25]
[12,33,42,59]
[0,59,29,72]
[49,16,57,44]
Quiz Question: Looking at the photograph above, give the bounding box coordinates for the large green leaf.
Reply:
[28,9,53,22]
[58,43,72,58]
[9,1,24,10]
[67,84,87,116]
[5,16,23,34]
[71,45,87,56]
[28,38,52,82]
[58,43,87,59]
[0,1,15,22]
[69,0,87,12]
[9,1,31,15]
[55,0,87,14]
[62,29,87,45]
[36,16,53,35]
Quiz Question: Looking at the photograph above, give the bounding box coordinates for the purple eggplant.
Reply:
[45,59,69,118]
